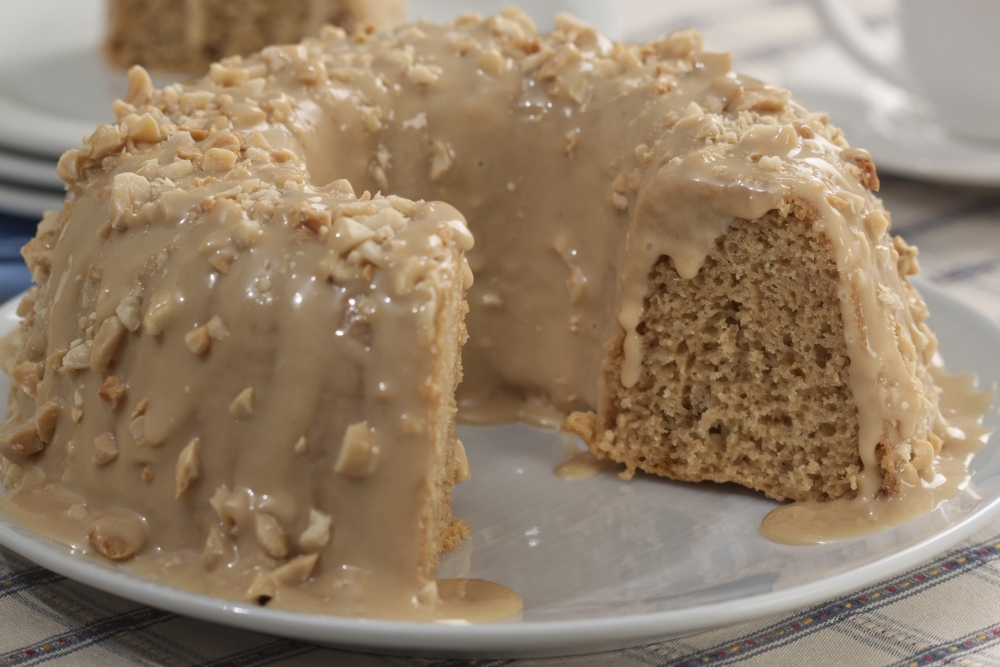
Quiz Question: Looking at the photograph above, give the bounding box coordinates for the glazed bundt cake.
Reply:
[0,8,978,618]
[105,0,405,73]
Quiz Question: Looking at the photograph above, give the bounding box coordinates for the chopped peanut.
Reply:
[175,438,200,498]
[254,512,290,559]
[229,387,254,419]
[93,433,119,465]
[334,422,380,478]
[98,376,127,410]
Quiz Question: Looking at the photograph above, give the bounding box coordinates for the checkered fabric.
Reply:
[5,0,1000,664]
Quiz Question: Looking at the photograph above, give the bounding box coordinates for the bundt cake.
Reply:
[0,8,985,618]
[105,0,405,73]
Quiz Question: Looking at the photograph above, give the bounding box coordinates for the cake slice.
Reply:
[0,104,473,616]
[104,0,405,73]
[569,184,944,503]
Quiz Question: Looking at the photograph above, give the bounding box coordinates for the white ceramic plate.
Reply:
[0,181,65,220]
[0,0,620,160]
[0,278,998,658]
[0,150,62,191]
[784,42,1000,187]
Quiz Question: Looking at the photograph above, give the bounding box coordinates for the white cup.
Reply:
[812,0,1000,141]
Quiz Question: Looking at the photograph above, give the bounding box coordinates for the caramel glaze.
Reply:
[1,107,483,618]
[554,434,618,480]
[0,8,992,617]
[762,368,993,544]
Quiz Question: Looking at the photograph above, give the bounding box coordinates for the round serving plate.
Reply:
[0,278,998,658]
[0,0,621,160]
[785,42,1000,187]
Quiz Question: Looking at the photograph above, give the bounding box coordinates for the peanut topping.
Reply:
[131,396,149,418]
[273,553,319,584]
[245,571,277,604]
[63,340,94,371]
[34,401,61,444]
[206,315,229,340]
[110,173,152,229]
[129,415,146,446]
[203,147,238,172]
[116,296,142,332]
[143,291,176,335]
[245,554,319,604]
[334,422,380,478]
[68,504,89,522]
[93,433,119,465]
[175,438,200,498]
[184,326,211,355]
[429,140,454,180]
[203,526,230,570]
[90,315,127,373]
[89,513,146,560]
[98,376,127,410]
[298,508,332,551]
[11,361,42,397]
[254,512,290,559]
[71,390,84,424]
[0,423,44,460]
[229,387,254,419]
[454,439,472,483]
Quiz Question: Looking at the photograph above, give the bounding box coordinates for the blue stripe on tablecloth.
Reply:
[198,640,322,667]
[885,622,1000,667]
[1,538,997,667]
[1,567,66,600]
[422,660,514,667]
[0,208,36,302]
[647,537,1000,667]
[0,607,175,666]
[200,641,519,667]
[8,578,206,667]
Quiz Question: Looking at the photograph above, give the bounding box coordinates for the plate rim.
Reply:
[0,148,64,191]
[1,278,999,659]
[784,43,1000,188]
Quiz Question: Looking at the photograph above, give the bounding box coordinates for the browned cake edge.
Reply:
[419,268,470,578]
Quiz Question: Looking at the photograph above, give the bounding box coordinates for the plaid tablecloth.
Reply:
[4,0,1000,664]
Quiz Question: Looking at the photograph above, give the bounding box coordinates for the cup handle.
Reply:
[810,0,917,91]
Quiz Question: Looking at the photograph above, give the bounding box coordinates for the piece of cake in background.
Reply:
[104,0,405,73]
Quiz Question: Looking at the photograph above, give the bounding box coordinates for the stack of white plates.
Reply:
[0,0,122,219]
[0,0,620,221]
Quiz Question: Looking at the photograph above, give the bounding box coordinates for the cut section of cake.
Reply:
[567,212,863,502]
[104,0,405,73]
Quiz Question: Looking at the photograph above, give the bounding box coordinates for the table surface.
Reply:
[5,1,1000,665]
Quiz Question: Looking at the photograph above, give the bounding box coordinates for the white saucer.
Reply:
[1,278,998,658]
[785,43,1000,187]
[0,181,64,220]
[0,0,620,160]
[0,150,62,191]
